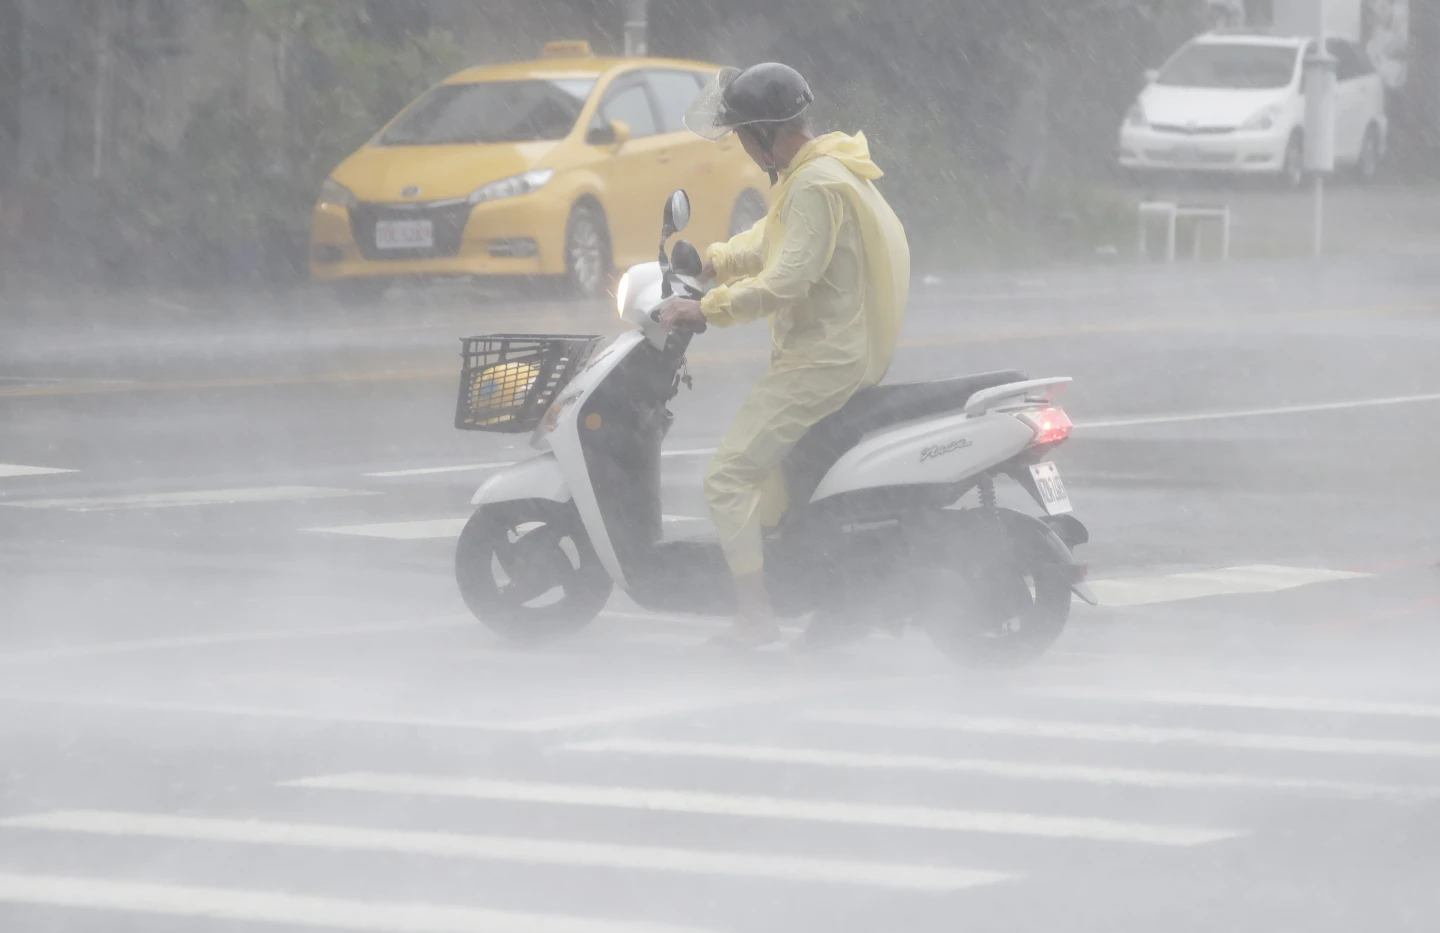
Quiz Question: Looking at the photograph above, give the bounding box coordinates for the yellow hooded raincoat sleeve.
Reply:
[697,132,910,577]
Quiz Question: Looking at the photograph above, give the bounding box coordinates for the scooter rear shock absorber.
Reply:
[978,475,997,512]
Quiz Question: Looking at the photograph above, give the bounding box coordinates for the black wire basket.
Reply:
[454,333,603,433]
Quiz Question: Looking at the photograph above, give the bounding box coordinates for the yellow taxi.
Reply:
[309,41,770,303]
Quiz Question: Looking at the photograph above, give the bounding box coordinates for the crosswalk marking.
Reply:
[284,773,1245,846]
[807,711,1440,759]
[1020,686,1440,719]
[563,737,1438,801]
[0,485,380,511]
[0,462,78,477]
[0,810,1011,892]
[0,872,709,933]
[1088,564,1371,607]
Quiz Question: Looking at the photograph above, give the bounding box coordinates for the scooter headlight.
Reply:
[616,270,631,317]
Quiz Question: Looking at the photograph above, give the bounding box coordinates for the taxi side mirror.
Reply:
[586,119,631,152]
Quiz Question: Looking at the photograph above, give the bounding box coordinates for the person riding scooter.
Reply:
[657,62,912,649]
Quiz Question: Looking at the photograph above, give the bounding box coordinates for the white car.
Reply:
[1118,32,1387,186]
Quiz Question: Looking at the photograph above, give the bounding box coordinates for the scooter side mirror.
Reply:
[671,239,703,277]
[663,189,691,235]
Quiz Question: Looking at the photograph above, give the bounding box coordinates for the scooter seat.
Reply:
[784,369,1029,510]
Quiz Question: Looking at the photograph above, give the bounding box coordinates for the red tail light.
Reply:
[1024,407,1072,445]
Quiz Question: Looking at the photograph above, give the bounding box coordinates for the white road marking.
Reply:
[0,616,472,665]
[0,463,78,477]
[1088,564,1371,607]
[1,810,1011,892]
[365,462,520,478]
[0,485,380,511]
[0,680,890,733]
[306,518,470,539]
[307,515,702,539]
[1021,687,1440,719]
[368,449,719,479]
[807,711,1440,759]
[0,871,707,933]
[564,737,1437,801]
[363,393,1440,481]
[1078,392,1440,430]
[285,773,1243,847]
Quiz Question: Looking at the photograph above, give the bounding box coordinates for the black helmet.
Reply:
[684,63,814,142]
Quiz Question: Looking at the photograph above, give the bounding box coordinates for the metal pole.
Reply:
[623,0,648,57]
[91,0,112,181]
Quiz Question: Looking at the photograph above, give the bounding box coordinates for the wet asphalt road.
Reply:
[2,256,1440,932]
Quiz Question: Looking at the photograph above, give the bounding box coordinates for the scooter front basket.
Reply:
[454,333,602,433]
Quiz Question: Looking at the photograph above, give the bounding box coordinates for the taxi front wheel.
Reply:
[564,202,612,299]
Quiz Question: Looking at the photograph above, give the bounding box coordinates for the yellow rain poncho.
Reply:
[699,131,910,577]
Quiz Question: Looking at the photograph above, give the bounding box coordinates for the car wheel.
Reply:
[1280,131,1305,190]
[1355,124,1381,184]
[564,202,611,299]
[728,189,768,238]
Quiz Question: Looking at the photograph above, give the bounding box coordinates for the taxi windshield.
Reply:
[379,78,596,145]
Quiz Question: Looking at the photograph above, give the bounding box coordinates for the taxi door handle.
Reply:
[657,150,673,164]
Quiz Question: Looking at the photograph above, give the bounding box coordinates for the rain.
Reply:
[1,0,1438,930]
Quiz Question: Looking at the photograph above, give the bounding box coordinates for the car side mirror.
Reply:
[587,119,630,151]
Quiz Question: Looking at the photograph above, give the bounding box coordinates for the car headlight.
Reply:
[468,169,555,206]
[319,178,357,209]
[615,270,631,317]
[1241,106,1281,132]
[1124,103,1148,129]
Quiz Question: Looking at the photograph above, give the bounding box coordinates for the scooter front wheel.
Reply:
[455,500,612,642]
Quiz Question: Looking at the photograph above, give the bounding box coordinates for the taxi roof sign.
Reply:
[542,40,593,59]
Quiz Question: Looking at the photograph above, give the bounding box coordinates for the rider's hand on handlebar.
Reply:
[657,296,705,332]
[701,258,716,282]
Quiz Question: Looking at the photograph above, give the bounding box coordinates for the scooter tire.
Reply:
[454,500,612,642]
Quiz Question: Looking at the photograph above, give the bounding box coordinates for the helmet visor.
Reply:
[682,66,743,140]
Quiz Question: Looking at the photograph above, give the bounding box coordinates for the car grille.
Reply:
[1145,148,1237,164]
[349,200,473,261]
[1151,123,1235,135]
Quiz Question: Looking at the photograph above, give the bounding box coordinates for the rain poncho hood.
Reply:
[699,129,911,576]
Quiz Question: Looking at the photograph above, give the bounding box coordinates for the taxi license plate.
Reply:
[1029,461,1072,516]
[375,219,434,250]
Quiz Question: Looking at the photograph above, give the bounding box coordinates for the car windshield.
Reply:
[379,79,596,145]
[1156,43,1299,89]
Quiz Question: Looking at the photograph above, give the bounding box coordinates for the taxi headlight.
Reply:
[468,169,555,206]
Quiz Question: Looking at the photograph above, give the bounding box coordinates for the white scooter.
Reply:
[452,189,1095,666]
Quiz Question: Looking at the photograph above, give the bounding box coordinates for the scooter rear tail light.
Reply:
[1025,407,1072,445]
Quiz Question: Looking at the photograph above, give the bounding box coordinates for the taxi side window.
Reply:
[596,80,659,138]
[646,69,706,134]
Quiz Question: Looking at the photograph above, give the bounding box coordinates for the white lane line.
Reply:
[0,485,380,511]
[564,737,1437,801]
[0,463,79,477]
[366,448,720,479]
[366,462,520,478]
[1,811,1011,892]
[308,515,701,539]
[306,518,470,539]
[285,773,1243,847]
[806,711,1440,759]
[0,680,890,734]
[0,616,472,665]
[364,392,1440,481]
[1020,687,1440,719]
[1089,565,1370,607]
[0,871,707,933]
[1078,392,1440,430]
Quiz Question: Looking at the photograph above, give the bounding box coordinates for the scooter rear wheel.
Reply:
[455,500,612,642]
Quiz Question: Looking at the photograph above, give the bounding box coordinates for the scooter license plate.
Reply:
[1029,461,1073,515]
